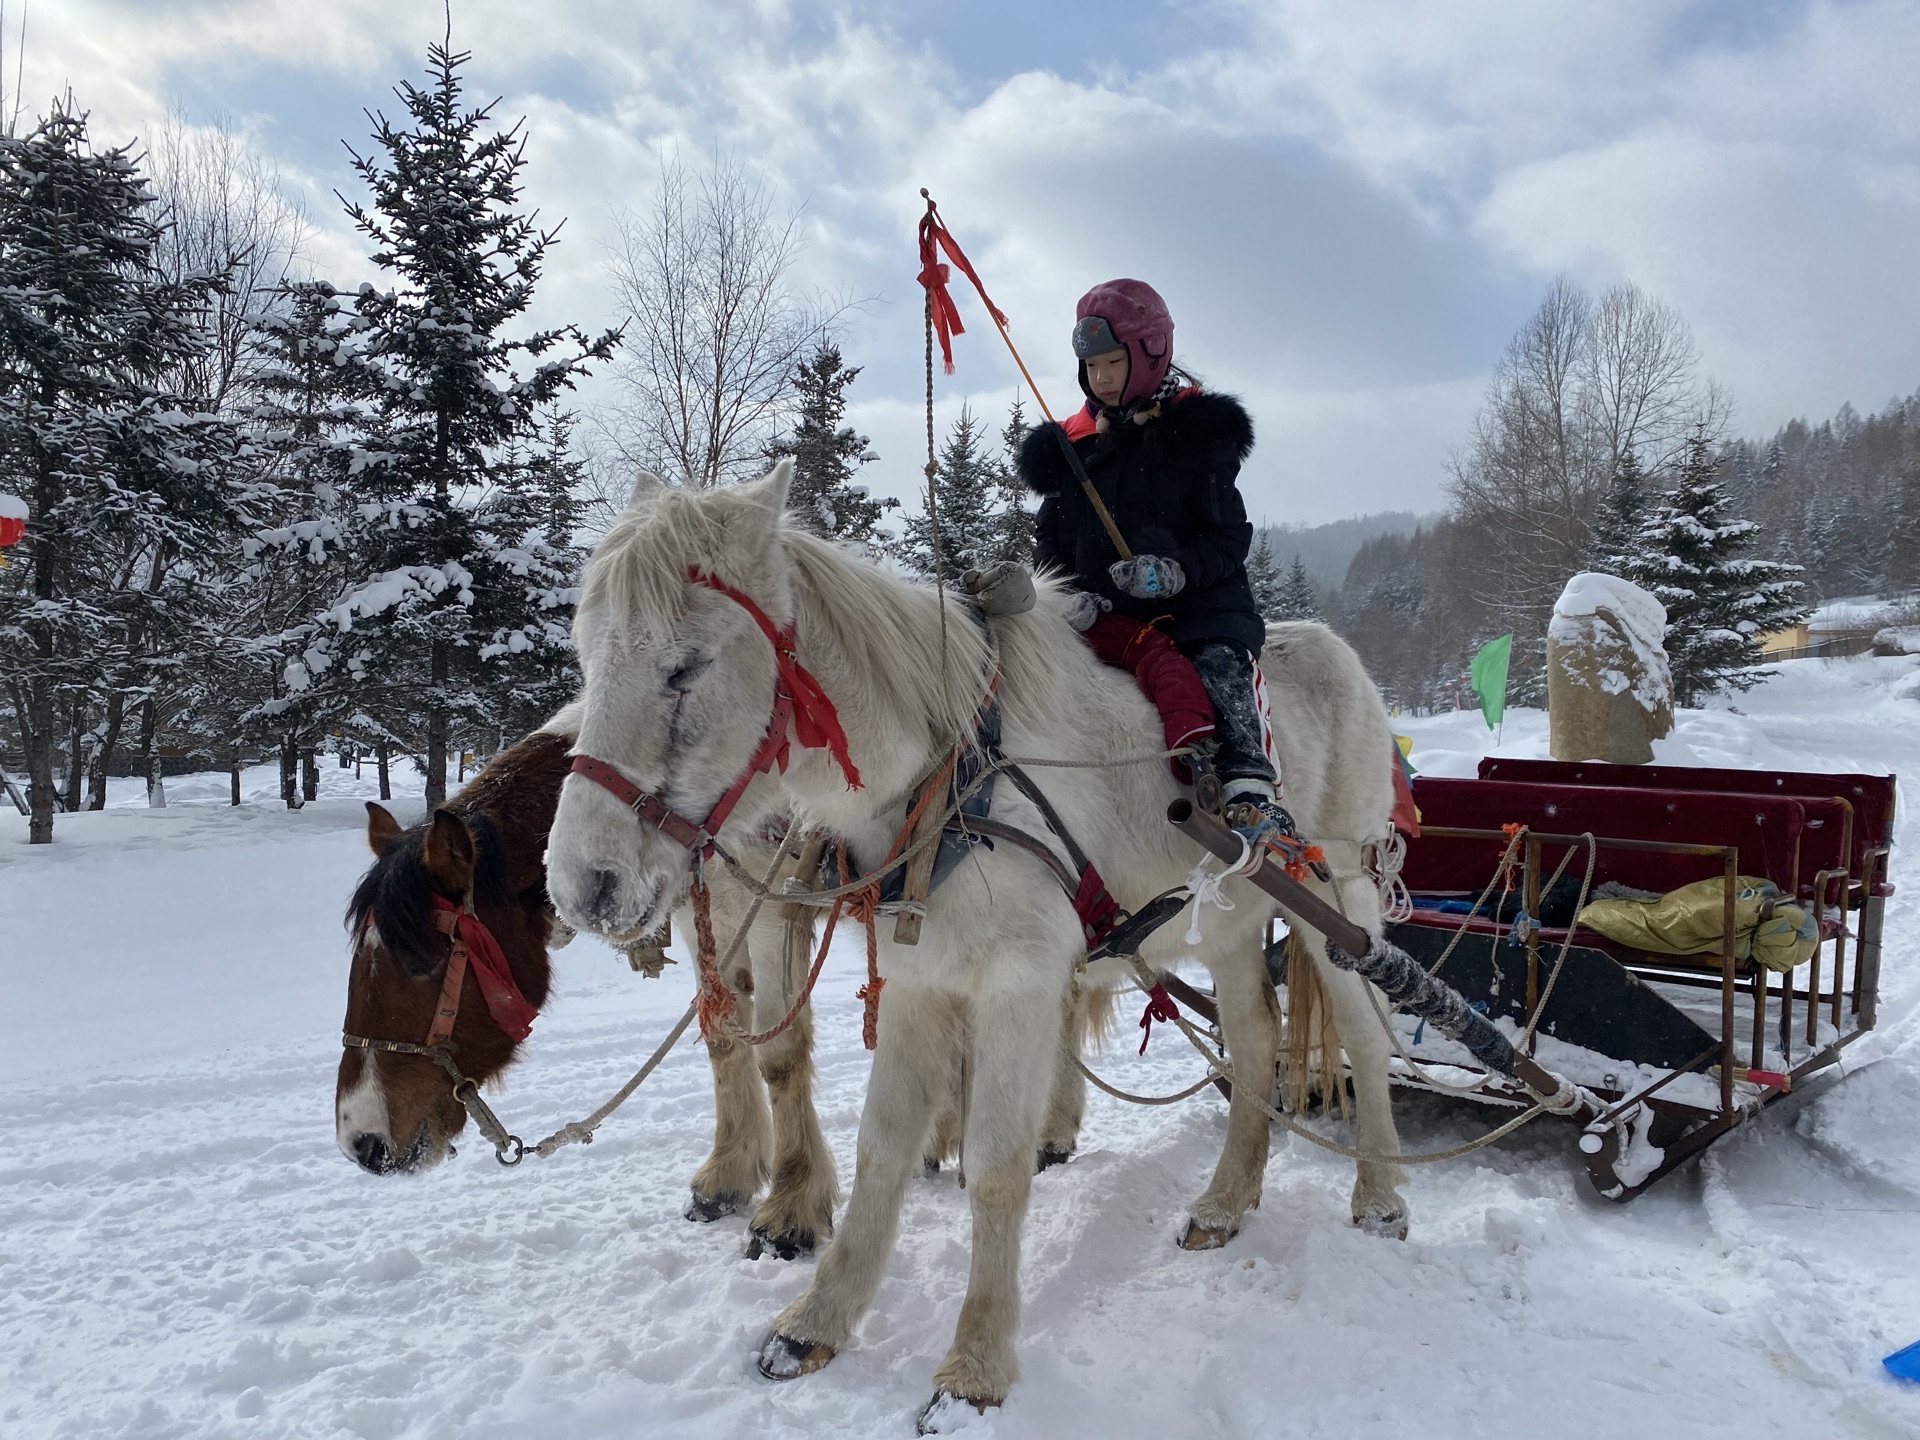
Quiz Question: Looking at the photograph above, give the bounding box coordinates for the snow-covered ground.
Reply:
[4,654,1918,1439]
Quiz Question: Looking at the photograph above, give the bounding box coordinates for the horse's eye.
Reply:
[667,653,710,692]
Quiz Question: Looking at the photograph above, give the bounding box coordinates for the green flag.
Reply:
[1469,634,1512,731]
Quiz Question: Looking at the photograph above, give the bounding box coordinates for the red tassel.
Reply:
[917,205,1005,376]
[1138,982,1179,1055]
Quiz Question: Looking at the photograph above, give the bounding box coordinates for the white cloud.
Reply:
[16,0,1920,524]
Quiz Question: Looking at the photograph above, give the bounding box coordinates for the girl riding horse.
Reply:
[1017,277,1303,849]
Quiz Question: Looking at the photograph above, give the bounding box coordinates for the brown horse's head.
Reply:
[336,802,554,1174]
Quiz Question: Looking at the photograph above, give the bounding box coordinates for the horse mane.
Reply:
[579,480,993,748]
[578,482,776,644]
[784,528,991,746]
[345,813,509,969]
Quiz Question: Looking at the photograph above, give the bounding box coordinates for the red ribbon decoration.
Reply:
[916,199,1007,375]
[1138,982,1179,1055]
[431,895,537,1042]
[1072,862,1121,947]
[691,569,861,791]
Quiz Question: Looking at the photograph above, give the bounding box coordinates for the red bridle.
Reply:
[570,568,861,858]
[423,895,538,1045]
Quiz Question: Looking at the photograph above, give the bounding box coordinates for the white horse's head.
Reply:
[547,463,797,938]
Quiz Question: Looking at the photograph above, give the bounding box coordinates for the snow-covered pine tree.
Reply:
[0,103,240,840]
[1275,554,1322,622]
[1245,532,1284,617]
[894,404,1008,583]
[1587,445,1648,573]
[1629,430,1808,705]
[472,405,592,741]
[991,397,1036,565]
[764,343,893,545]
[1886,459,1920,597]
[230,279,368,807]
[312,41,618,804]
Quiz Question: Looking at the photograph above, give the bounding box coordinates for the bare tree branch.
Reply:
[1445,276,1724,686]
[597,152,848,489]
[146,109,311,407]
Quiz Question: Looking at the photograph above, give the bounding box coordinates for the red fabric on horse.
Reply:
[1080,611,1215,765]
[430,895,537,1042]
[692,569,861,791]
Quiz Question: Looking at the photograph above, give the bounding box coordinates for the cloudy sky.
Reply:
[17,0,1920,525]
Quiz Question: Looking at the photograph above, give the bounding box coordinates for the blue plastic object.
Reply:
[1885,1339,1920,1382]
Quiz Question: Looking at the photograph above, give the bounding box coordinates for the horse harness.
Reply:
[340,892,540,1165]
[568,570,1191,1051]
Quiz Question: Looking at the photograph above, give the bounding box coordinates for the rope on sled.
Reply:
[1121,954,1555,1165]
[1090,828,1599,1162]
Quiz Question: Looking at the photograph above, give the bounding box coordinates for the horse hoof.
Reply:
[1356,1209,1409,1241]
[745,1227,814,1261]
[922,1155,943,1178]
[757,1332,835,1380]
[917,1391,998,1435]
[1036,1143,1073,1173]
[684,1191,741,1224]
[1178,1218,1237,1251]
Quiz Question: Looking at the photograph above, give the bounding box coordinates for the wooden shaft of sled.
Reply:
[1166,799,1572,1103]
[1168,799,1372,954]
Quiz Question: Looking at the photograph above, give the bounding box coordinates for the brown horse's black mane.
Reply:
[343,729,573,973]
[346,813,510,972]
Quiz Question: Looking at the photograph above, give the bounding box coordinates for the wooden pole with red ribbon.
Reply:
[915,191,1132,561]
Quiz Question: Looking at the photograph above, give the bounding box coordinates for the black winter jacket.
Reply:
[1018,391,1264,654]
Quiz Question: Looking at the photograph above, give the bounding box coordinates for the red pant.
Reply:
[1082,613,1215,765]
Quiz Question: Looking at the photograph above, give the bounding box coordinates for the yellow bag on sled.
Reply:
[1577,876,1819,972]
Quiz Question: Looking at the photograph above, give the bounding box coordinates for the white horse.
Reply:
[546,463,1405,1419]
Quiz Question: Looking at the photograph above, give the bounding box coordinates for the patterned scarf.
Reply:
[1098,367,1187,428]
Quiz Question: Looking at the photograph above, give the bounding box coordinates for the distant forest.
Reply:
[1260,378,1920,714]
[1259,511,1439,592]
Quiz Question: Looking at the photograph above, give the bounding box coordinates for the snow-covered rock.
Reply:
[1546,571,1674,763]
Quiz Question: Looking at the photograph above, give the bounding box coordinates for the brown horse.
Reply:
[333,722,841,1257]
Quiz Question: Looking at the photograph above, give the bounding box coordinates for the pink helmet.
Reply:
[1073,278,1173,408]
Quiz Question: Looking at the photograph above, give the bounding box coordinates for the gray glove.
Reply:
[962,561,1036,617]
[1108,554,1185,599]
[1064,589,1112,632]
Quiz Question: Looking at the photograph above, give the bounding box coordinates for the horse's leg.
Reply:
[685,876,772,1222]
[927,968,1066,1413]
[1307,858,1408,1236]
[747,896,838,1258]
[1182,929,1281,1249]
[760,982,961,1376]
[1036,978,1094,1170]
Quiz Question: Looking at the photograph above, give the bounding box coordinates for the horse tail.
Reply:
[1077,976,1119,1056]
[1280,930,1349,1121]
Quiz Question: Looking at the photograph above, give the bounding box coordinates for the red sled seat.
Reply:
[1476,758,1896,903]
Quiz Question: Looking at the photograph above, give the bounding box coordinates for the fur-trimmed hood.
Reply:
[1018,391,1255,496]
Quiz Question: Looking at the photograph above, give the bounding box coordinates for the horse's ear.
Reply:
[626,471,666,512]
[422,809,476,897]
[748,458,793,519]
[366,802,404,856]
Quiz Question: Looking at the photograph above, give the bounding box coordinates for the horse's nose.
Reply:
[586,868,623,922]
[351,1132,393,1174]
